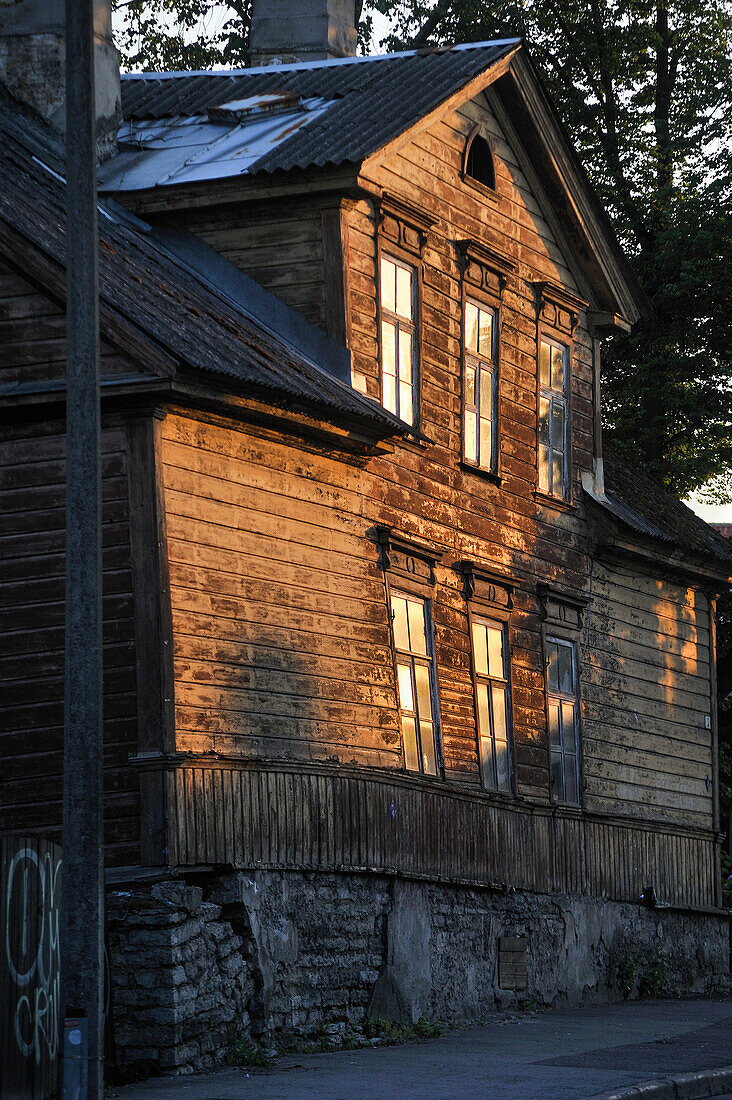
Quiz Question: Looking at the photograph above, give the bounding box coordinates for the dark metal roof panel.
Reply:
[119,42,519,176]
[598,450,732,567]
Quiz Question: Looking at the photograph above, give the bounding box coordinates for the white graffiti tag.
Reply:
[5,845,62,1065]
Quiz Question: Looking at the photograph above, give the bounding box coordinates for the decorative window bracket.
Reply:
[375,525,442,586]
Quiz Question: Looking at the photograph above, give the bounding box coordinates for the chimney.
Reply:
[250,0,357,66]
[0,0,121,160]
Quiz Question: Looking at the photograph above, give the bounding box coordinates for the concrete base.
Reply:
[107,870,731,1077]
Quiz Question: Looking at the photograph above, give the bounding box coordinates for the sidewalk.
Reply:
[112,998,732,1100]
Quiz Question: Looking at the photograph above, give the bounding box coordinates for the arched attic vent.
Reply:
[463,127,496,193]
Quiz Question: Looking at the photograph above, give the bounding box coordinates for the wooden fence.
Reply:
[1,836,62,1100]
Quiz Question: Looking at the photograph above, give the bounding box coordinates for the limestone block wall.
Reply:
[107,881,255,1077]
[107,871,730,1078]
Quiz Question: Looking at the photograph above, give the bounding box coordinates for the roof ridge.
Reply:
[120,38,522,81]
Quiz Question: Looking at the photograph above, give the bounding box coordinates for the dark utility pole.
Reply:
[61,0,104,1096]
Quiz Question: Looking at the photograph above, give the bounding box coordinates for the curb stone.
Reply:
[587,1065,732,1100]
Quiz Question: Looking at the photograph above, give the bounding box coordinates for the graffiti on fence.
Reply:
[1,836,63,1099]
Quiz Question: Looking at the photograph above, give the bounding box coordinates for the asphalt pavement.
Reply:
[112,998,732,1100]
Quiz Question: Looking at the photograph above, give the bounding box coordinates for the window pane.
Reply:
[480,366,493,415]
[538,397,550,445]
[548,700,561,748]
[397,661,414,713]
[465,362,477,407]
[551,748,564,798]
[476,681,492,741]
[551,402,565,451]
[464,410,477,463]
[546,643,559,692]
[558,646,574,695]
[396,265,412,319]
[420,722,438,775]
[480,736,496,789]
[479,308,493,357]
[381,257,396,313]
[540,341,551,387]
[399,382,413,424]
[551,344,565,391]
[495,740,510,792]
[382,322,396,376]
[414,662,433,726]
[492,682,508,743]
[472,620,489,678]
[538,443,550,493]
[466,301,479,353]
[564,753,578,803]
[402,715,420,771]
[552,451,564,496]
[407,598,427,656]
[398,329,412,382]
[383,372,396,414]
[487,623,504,679]
[479,418,492,468]
[562,699,577,744]
[391,595,409,651]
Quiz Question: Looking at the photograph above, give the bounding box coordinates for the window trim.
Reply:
[533,281,587,508]
[377,245,421,429]
[537,333,571,502]
[376,526,444,779]
[545,635,581,806]
[458,561,519,797]
[457,242,513,482]
[468,609,514,794]
[462,293,500,475]
[538,585,587,808]
[388,587,443,777]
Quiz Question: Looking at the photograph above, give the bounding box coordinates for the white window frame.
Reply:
[463,297,498,473]
[471,614,513,793]
[380,254,417,425]
[538,336,570,499]
[389,589,441,776]
[546,635,581,805]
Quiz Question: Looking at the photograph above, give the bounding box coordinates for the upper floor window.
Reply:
[390,590,440,776]
[464,299,498,471]
[471,616,512,792]
[380,255,416,424]
[538,337,569,499]
[546,637,580,804]
[465,133,496,191]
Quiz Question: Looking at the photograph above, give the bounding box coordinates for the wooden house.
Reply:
[1,3,730,1074]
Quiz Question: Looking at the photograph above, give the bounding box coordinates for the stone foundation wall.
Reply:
[107,871,731,1078]
[107,881,255,1076]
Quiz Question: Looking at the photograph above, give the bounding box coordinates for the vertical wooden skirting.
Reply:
[321,203,350,348]
[707,592,722,907]
[126,414,175,866]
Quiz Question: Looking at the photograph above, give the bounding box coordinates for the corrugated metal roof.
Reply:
[0,87,405,435]
[100,41,519,191]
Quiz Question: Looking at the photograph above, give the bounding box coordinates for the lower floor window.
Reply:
[546,636,580,804]
[471,616,512,792]
[391,590,440,775]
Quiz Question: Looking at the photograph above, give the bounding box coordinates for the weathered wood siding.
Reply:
[161,411,585,799]
[0,423,140,866]
[583,558,714,828]
[163,763,717,910]
[164,198,331,330]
